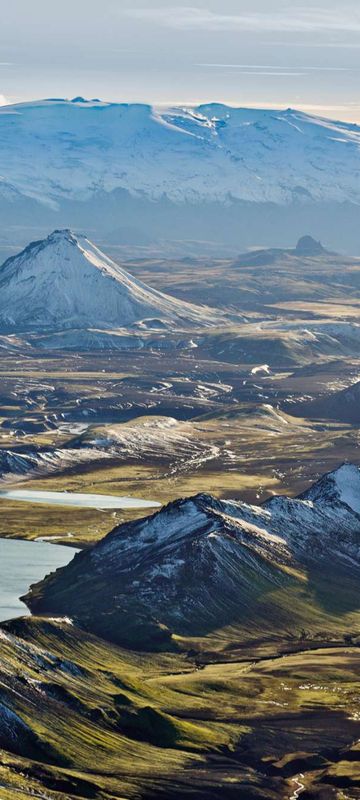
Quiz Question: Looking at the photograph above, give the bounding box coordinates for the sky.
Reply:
[1,0,360,121]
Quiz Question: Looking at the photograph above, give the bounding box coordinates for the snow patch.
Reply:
[332,464,360,514]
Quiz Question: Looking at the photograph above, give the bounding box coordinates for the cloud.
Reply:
[124,6,360,34]
[214,70,307,76]
[269,40,360,48]
[196,63,352,71]
[0,95,7,105]
[197,65,307,76]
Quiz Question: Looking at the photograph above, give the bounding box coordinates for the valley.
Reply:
[1,232,360,799]
[1,345,360,546]
[1,615,360,800]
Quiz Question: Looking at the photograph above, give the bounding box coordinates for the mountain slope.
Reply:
[0,229,219,333]
[293,380,360,424]
[0,99,360,207]
[27,464,360,649]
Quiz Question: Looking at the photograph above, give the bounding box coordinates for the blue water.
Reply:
[0,538,78,621]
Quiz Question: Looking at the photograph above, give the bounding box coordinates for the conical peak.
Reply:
[0,228,217,335]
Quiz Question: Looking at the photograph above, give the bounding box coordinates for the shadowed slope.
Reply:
[26,465,360,650]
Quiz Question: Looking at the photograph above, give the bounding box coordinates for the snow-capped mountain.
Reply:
[0,229,219,333]
[27,464,360,648]
[0,98,359,207]
[1,98,360,252]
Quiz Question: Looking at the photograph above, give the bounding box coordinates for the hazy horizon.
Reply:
[1,95,359,126]
[1,0,360,123]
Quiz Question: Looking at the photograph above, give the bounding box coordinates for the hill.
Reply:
[234,235,329,267]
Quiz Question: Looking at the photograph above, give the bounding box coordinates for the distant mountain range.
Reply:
[1,99,360,206]
[1,99,360,251]
[27,464,360,649]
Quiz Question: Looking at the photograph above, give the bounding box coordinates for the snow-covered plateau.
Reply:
[0,98,359,207]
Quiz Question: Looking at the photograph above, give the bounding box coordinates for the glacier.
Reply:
[0,98,359,208]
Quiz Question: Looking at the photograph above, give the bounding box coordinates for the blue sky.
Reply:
[1,0,360,120]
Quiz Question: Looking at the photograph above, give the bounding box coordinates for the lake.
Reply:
[0,538,78,622]
[0,489,161,510]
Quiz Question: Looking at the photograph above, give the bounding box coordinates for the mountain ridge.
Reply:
[26,464,360,650]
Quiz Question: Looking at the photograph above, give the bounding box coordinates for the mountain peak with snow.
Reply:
[46,228,77,242]
[302,464,360,514]
[27,464,360,648]
[0,230,219,334]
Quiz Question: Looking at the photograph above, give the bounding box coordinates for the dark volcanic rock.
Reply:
[295,235,326,256]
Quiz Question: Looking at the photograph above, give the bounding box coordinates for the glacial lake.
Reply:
[0,538,78,622]
[0,489,161,510]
